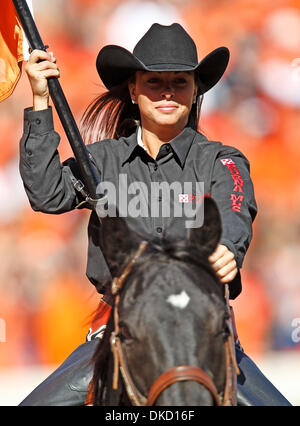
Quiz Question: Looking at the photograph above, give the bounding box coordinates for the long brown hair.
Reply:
[80,73,203,144]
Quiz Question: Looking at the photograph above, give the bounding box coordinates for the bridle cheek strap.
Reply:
[110,293,147,406]
[147,365,220,406]
[110,329,147,406]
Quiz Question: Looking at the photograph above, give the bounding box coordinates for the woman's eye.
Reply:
[147,78,160,84]
[174,78,187,85]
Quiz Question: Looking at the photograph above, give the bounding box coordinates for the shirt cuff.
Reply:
[24,106,55,135]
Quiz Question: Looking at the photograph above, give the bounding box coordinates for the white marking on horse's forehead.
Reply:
[166,290,190,309]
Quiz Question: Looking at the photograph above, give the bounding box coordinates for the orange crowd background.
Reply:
[0,0,300,367]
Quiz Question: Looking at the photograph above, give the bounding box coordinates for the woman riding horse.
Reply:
[19,23,291,406]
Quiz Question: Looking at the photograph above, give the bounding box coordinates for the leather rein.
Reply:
[110,241,240,406]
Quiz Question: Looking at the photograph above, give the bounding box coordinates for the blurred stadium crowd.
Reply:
[0,0,300,367]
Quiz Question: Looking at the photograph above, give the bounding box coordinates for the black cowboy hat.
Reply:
[96,23,230,94]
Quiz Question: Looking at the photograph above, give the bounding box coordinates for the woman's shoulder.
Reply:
[86,132,135,152]
[86,137,118,153]
[84,135,131,163]
[193,131,249,161]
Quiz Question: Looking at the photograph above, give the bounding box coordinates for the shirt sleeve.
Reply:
[19,107,95,213]
[210,147,257,270]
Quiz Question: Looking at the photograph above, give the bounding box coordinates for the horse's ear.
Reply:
[188,197,222,257]
[99,214,141,276]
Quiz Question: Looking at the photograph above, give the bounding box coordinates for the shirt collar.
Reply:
[169,126,197,167]
[120,128,141,165]
[121,126,197,167]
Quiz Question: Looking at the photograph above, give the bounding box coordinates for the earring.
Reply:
[132,99,136,104]
[193,98,197,104]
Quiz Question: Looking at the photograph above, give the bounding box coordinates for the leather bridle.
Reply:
[110,240,240,406]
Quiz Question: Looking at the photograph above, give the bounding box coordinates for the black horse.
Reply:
[18,197,292,407]
[89,198,238,406]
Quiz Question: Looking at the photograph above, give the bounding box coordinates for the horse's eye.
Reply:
[118,322,132,341]
[214,314,230,340]
[221,314,231,341]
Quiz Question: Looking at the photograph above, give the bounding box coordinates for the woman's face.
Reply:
[128,71,198,135]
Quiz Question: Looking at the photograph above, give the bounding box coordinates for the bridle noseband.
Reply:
[110,241,240,406]
[147,365,220,406]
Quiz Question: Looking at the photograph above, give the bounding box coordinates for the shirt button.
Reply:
[165,144,171,152]
[153,164,158,171]
[35,118,41,125]
[27,150,33,156]
[156,227,162,233]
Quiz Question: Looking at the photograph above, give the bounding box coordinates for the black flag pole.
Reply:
[12,0,103,205]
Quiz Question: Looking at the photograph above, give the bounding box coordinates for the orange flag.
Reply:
[0,1,31,102]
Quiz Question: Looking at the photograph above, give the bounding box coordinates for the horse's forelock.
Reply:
[117,239,224,304]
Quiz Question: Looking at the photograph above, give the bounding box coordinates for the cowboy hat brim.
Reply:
[96,45,230,94]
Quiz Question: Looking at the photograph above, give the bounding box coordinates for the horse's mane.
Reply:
[89,237,224,405]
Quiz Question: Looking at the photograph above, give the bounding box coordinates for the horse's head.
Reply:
[93,198,235,406]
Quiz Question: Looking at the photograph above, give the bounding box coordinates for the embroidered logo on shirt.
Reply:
[220,158,245,212]
[230,194,244,212]
[178,193,211,203]
[220,158,235,166]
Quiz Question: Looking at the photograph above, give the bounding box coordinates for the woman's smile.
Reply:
[155,103,179,112]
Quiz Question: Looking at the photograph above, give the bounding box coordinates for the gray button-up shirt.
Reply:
[20,107,257,299]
